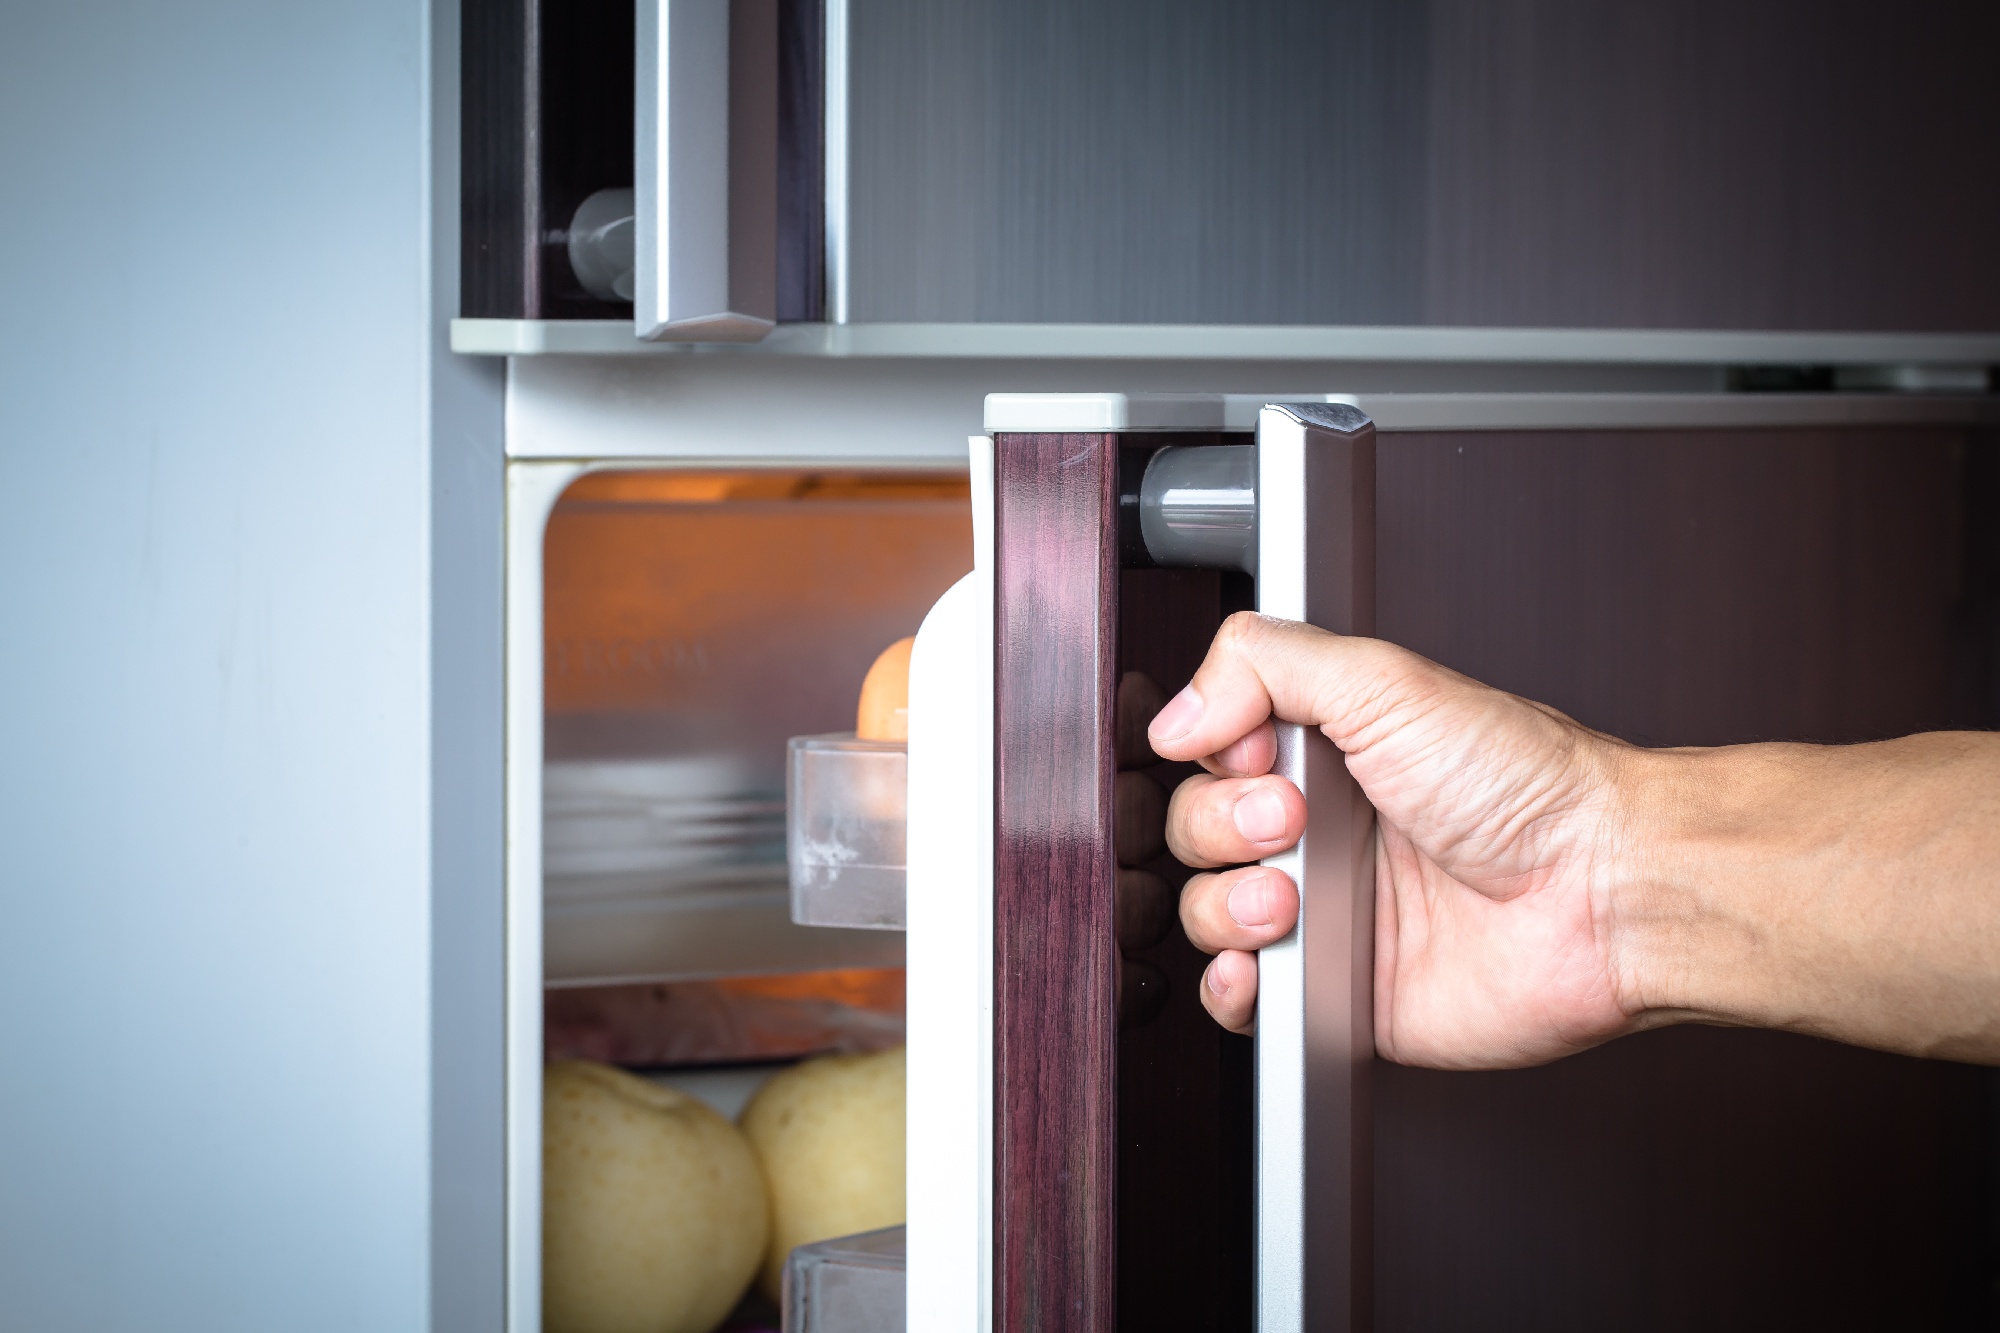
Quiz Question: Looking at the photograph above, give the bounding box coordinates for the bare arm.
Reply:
[1149,612,2000,1067]
[1625,733,2000,1061]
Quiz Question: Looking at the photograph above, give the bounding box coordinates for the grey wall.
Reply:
[0,2,504,1330]
[846,0,2000,329]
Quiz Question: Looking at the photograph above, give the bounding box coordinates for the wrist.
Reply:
[1599,742,1749,1031]
[1606,738,1849,1038]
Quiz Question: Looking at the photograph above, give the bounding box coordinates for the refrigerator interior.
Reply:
[534,465,971,1328]
[541,466,969,990]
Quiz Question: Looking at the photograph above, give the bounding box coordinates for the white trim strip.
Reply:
[503,460,588,1333]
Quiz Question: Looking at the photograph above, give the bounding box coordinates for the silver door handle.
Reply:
[1255,402,1376,1333]
[634,0,777,341]
[1135,443,1259,575]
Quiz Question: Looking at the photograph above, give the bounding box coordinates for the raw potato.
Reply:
[739,1046,907,1301]
[543,1061,769,1333]
[854,638,914,741]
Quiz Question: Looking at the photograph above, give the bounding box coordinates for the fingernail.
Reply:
[1149,685,1203,743]
[1206,963,1229,997]
[1227,875,1272,927]
[1233,787,1288,844]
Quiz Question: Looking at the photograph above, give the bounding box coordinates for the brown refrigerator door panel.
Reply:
[991,431,1255,1333]
[1370,425,1989,1331]
[992,413,1380,1333]
[992,430,1122,1333]
[985,400,1994,1333]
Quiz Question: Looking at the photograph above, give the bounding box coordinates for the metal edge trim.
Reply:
[449,319,2000,364]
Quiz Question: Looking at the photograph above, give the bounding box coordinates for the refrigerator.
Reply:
[455,1,2000,1329]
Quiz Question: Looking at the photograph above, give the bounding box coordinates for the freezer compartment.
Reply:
[543,468,970,984]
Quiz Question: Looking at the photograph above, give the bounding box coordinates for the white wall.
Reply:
[0,1,503,1328]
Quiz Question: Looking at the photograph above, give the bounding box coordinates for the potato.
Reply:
[739,1046,906,1301]
[543,1061,769,1333]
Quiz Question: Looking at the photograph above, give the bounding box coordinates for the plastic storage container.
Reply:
[783,1225,906,1333]
[786,734,908,929]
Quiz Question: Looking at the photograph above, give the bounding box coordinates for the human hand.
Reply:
[1149,612,1647,1069]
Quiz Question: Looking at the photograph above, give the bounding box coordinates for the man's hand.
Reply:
[1150,612,1647,1068]
[1150,612,2000,1069]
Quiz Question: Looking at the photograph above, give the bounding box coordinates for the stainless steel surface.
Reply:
[845,0,1422,324]
[1255,403,1376,1333]
[634,0,777,341]
[784,1226,906,1333]
[566,188,637,303]
[1139,444,1257,574]
[452,318,2000,364]
[838,0,2000,329]
[823,0,851,324]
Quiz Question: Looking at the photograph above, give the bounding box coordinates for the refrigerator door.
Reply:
[983,395,1260,1333]
[970,390,1999,1333]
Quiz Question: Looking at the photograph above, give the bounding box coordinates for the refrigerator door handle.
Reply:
[634,0,777,341]
[1254,402,1378,1333]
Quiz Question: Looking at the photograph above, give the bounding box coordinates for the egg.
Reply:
[738,1046,907,1301]
[542,1061,769,1333]
[855,638,915,741]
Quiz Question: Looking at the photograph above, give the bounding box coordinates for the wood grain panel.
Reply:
[994,432,1120,1333]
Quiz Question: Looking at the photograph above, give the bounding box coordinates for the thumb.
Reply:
[1147,611,1447,762]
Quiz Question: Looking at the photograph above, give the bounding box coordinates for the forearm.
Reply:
[1614,732,2000,1063]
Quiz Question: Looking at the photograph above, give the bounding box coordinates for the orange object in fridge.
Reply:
[855,637,915,741]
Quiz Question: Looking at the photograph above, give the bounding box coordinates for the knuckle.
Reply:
[1178,878,1220,952]
[1215,609,1262,646]
[1164,774,1226,866]
[1214,609,1281,659]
